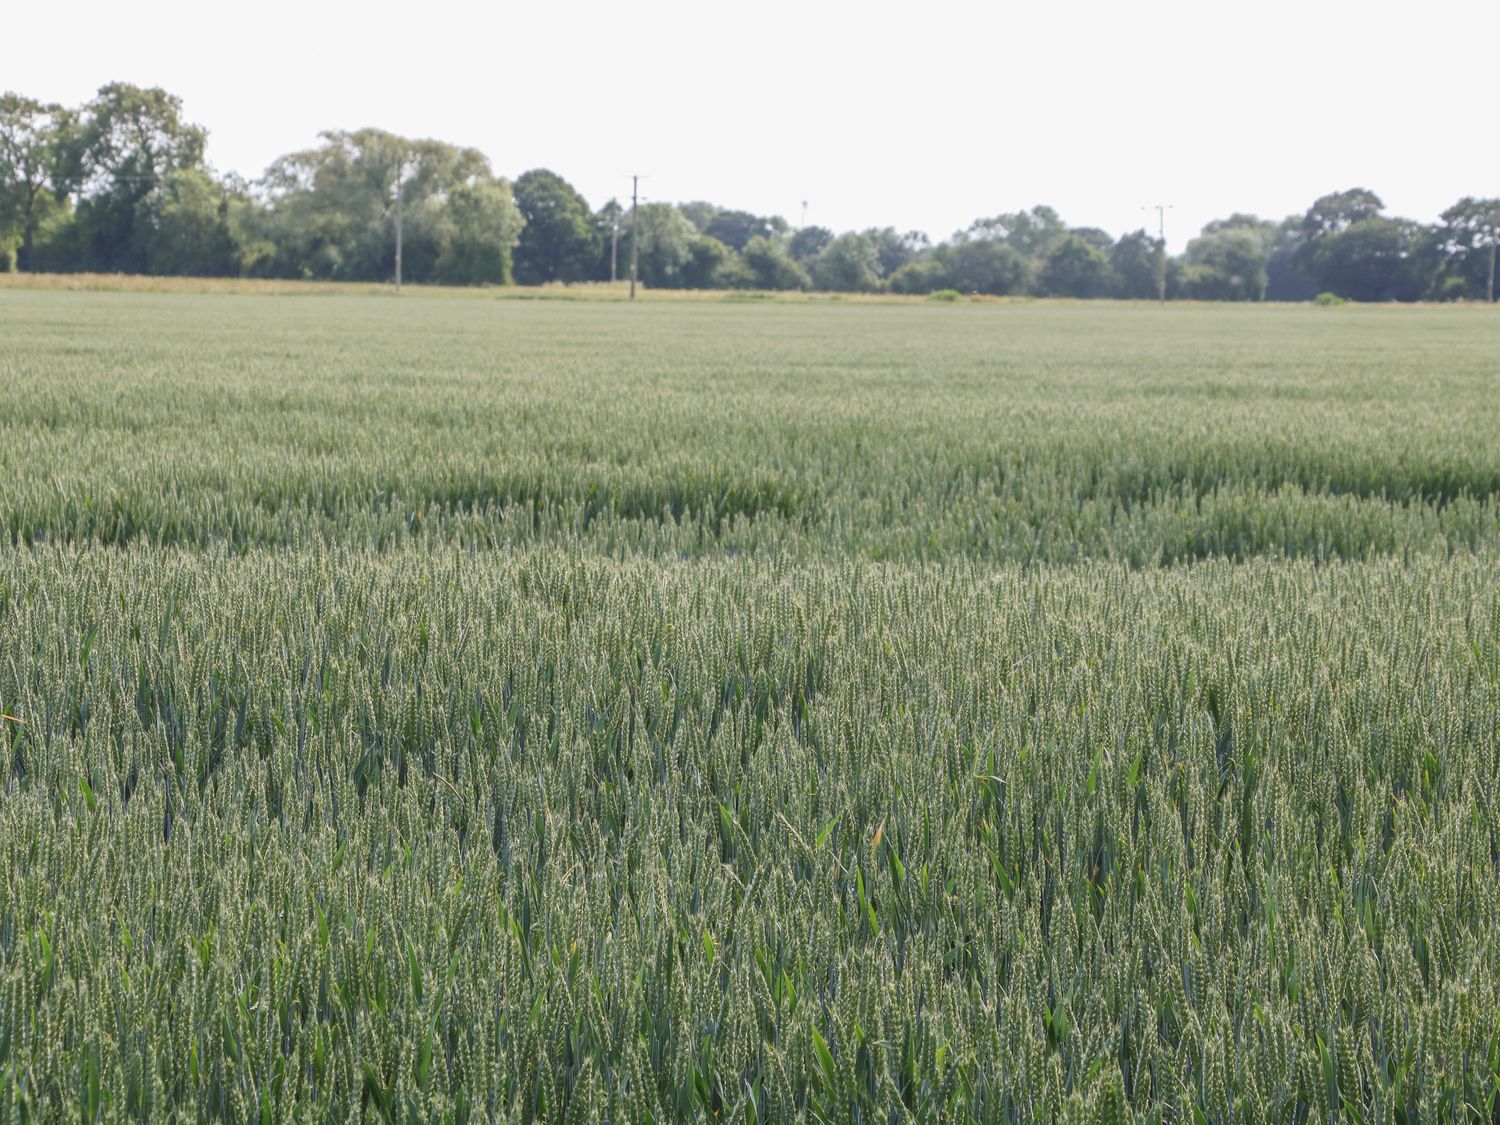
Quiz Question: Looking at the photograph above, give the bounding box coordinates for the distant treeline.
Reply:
[3,84,1497,301]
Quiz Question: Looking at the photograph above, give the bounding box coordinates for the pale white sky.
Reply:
[9,0,1496,250]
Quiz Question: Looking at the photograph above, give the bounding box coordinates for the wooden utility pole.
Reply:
[1143,204,1172,305]
[629,175,640,299]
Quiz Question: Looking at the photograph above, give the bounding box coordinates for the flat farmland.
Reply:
[1,290,1498,1121]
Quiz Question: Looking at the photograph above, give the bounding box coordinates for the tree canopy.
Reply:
[3,83,1497,302]
[512,169,598,285]
[0,93,67,271]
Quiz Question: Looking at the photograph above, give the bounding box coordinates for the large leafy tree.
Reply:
[1436,197,1500,302]
[0,93,68,271]
[678,204,786,253]
[62,83,207,272]
[684,235,740,289]
[256,129,512,283]
[1302,216,1432,302]
[677,201,719,233]
[862,227,927,279]
[628,203,742,289]
[630,202,695,287]
[887,259,950,294]
[135,167,240,277]
[1300,188,1384,241]
[1294,190,1435,301]
[1183,219,1274,300]
[1069,226,1115,255]
[741,236,809,290]
[1183,230,1267,301]
[705,209,781,252]
[434,179,525,285]
[942,238,1029,295]
[1111,230,1163,300]
[512,169,599,285]
[1038,233,1113,298]
[1198,213,1278,251]
[811,232,882,292]
[962,206,1066,259]
[788,225,832,264]
[1265,216,1317,301]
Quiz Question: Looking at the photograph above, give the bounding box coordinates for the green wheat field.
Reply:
[1,289,1498,1122]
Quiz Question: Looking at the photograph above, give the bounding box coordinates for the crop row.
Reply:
[0,548,1496,1120]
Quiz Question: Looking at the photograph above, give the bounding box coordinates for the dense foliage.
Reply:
[0,292,1498,1120]
[3,85,1498,301]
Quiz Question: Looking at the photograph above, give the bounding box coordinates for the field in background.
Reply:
[1,291,1497,1120]
[0,272,927,302]
[5,291,1499,565]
